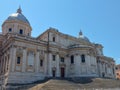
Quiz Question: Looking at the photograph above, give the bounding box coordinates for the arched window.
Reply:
[71,55,74,64]
[81,54,85,63]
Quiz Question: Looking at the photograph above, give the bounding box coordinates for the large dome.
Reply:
[5,7,30,25]
[78,31,90,42]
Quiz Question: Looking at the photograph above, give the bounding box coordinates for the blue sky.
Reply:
[0,0,120,64]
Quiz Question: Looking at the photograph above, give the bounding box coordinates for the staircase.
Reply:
[4,78,120,90]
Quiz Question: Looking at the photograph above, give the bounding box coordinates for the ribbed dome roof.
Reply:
[5,7,30,25]
[78,31,90,42]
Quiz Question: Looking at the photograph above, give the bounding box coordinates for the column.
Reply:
[56,54,60,77]
[35,50,40,73]
[22,47,27,72]
[11,46,17,72]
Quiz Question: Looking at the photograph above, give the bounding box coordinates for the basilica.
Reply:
[0,7,116,86]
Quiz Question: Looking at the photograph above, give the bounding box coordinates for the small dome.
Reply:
[78,31,90,42]
[5,7,30,25]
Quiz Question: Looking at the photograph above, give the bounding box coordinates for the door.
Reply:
[52,70,56,77]
[61,68,65,78]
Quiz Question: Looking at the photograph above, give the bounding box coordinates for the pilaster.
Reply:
[3,56,5,73]
[35,49,40,73]
[48,53,52,76]
[86,55,91,74]
[44,53,47,75]
[56,54,60,77]
[75,54,80,76]
[1,56,3,74]
[0,59,2,74]
[10,45,17,72]
[5,55,8,73]
[22,47,27,72]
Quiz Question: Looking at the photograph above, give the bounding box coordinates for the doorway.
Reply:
[61,67,65,78]
[52,70,56,77]
[102,72,105,78]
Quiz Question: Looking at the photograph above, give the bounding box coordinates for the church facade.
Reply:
[0,8,115,86]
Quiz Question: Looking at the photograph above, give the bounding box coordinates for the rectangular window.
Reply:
[61,57,64,62]
[28,33,30,36]
[9,28,12,32]
[19,29,23,34]
[81,55,85,63]
[40,60,43,66]
[71,55,74,64]
[53,37,55,42]
[17,57,21,64]
[52,55,56,61]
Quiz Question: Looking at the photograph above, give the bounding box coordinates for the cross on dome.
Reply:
[17,6,22,14]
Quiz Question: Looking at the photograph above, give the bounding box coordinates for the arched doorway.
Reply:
[61,67,65,78]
